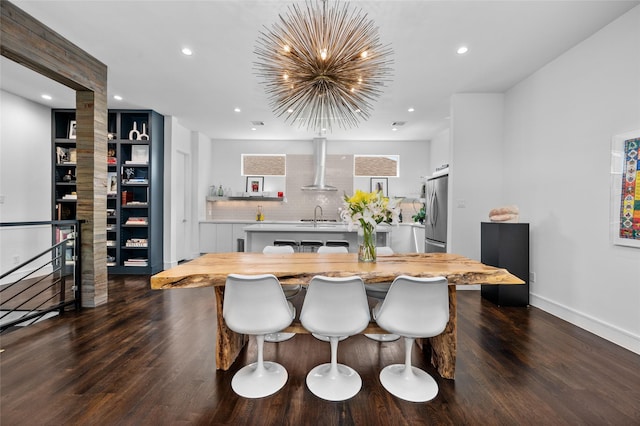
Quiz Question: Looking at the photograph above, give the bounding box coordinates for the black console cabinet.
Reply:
[480,222,529,306]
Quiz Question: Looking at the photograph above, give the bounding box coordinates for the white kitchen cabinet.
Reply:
[199,223,218,253]
[412,225,425,253]
[200,222,253,253]
[390,223,425,253]
[215,224,234,252]
[390,224,412,253]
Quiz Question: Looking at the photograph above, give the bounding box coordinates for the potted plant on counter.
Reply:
[412,206,425,224]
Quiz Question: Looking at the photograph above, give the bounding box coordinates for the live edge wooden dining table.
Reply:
[150,252,524,380]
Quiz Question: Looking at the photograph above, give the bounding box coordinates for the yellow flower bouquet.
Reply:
[341,189,399,262]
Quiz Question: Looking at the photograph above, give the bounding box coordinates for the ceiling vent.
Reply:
[250,121,264,126]
[392,121,406,126]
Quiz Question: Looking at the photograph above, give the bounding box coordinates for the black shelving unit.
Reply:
[480,222,530,306]
[52,109,164,274]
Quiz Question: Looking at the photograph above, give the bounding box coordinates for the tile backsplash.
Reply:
[206,154,353,221]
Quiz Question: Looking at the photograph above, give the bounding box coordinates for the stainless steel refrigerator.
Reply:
[424,174,448,253]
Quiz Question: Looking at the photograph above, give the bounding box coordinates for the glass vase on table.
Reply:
[358,224,376,263]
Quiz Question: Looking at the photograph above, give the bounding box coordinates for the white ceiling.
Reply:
[2,0,637,141]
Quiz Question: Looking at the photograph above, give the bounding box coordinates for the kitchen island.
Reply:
[244,222,391,253]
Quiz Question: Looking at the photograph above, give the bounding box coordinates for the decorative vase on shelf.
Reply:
[358,224,376,263]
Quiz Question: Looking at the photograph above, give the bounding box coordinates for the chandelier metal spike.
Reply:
[254,0,393,133]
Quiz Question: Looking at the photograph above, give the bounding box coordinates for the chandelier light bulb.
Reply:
[320,48,328,60]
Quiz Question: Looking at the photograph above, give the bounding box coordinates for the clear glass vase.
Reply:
[358,224,376,263]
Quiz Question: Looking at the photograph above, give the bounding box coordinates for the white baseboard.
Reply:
[530,292,640,355]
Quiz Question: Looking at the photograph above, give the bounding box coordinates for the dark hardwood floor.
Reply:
[1,275,639,425]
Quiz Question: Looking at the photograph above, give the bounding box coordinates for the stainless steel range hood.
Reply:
[301,137,337,191]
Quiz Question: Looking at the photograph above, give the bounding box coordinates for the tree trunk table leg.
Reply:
[427,286,457,379]
[214,286,248,370]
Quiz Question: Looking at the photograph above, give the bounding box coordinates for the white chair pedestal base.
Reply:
[265,332,296,342]
[306,363,362,401]
[312,333,347,342]
[306,335,362,401]
[379,364,438,402]
[232,360,288,398]
[364,333,400,342]
[378,337,438,402]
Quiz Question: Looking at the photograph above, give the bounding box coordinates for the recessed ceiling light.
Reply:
[234,107,241,113]
[457,46,469,55]
[113,95,123,101]
[392,127,398,131]
[181,47,193,56]
[251,127,257,131]
[41,94,52,100]
[407,107,415,112]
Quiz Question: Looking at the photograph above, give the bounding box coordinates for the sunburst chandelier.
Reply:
[254,0,393,133]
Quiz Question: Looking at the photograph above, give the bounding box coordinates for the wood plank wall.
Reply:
[1,1,109,306]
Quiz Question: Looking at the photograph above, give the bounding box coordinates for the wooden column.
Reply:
[1,1,108,306]
[76,91,108,306]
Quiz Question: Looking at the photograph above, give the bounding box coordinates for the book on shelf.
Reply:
[56,203,73,220]
[121,190,134,205]
[125,201,147,206]
[124,258,148,267]
[62,193,77,200]
[125,217,148,225]
[107,240,117,247]
[124,178,148,184]
[125,238,148,247]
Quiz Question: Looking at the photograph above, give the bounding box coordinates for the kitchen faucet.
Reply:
[313,205,323,227]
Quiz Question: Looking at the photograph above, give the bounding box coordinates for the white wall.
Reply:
[449,94,505,261]
[163,117,196,268]
[502,6,640,353]
[196,132,213,222]
[429,128,450,175]
[0,90,52,279]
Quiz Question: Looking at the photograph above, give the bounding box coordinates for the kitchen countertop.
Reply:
[244,223,392,233]
[201,219,423,228]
